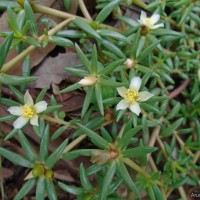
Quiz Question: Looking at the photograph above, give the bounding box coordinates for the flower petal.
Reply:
[129,103,141,116]
[130,77,142,91]
[7,106,23,116]
[151,13,160,24]
[13,116,29,129]
[139,91,153,102]
[30,115,38,126]
[151,23,164,29]
[117,87,127,97]
[34,101,48,113]
[24,90,34,106]
[116,99,129,110]
[140,11,147,21]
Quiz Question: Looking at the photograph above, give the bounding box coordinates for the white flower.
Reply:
[138,11,164,30]
[79,75,97,86]
[116,77,153,116]
[7,91,48,129]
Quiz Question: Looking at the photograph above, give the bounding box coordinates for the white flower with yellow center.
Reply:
[138,11,164,30]
[116,77,153,116]
[8,91,48,129]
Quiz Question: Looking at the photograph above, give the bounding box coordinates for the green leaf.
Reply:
[51,126,67,141]
[119,126,143,148]
[189,12,200,25]
[162,118,184,137]
[17,10,26,31]
[100,162,116,200]
[14,179,36,200]
[0,1,18,9]
[136,36,145,58]
[115,14,139,27]
[4,129,18,140]
[0,147,33,168]
[95,84,104,115]
[137,41,160,62]
[42,105,62,114]
[166,102,181,120]
[36,176,45,200]
[0,98,20,106]
[62,149,94,160]
[130,29,141,59]
[95,0,120,24]
[99,78,125,87]
[36,87,48,103]
[146,186,156,200]
[24,0,38,35]
[75,43,91,72]
[18,130,38,162]
[45,139,68,169]
[101,39,125,58]
[122,147,157,158]
[58,182,84,195]
[59,83,82,93]
[24,36,40,47]
[7,8,21,35]
[97,29,129,43]
[80,163,93,192]
[57,30,84,38]
[49,36,74,47]
[0,115,17,122]
[81,86,94,118]
[0,32,13,69]
[40,124,50,161]
[21,56,31,90]
[76,123,109,150]
[152,28,184,37]
[64,67,88,77]
[73,18,102,41]
[0,73,38,85]
[99,59,125,75]
[91,45,98,73]
[152,185,164,200]
[179,4,192,24]
[46,180,58,200]
[116,160,140,198]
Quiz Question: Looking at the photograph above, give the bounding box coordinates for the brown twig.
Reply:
[168,79,190,100]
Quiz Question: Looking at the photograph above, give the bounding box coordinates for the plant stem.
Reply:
[63,134,87,153]
[178,186,188,200]
[1,18,74,73]
[40,115,77,129]
[123,158,163,188]
[78,0,92,20]
[0,138,4,199]
[32,4,118,30]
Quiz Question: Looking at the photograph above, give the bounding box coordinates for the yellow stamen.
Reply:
[22,105,35,118]
[124,89,139,104]
[146,18,153,25]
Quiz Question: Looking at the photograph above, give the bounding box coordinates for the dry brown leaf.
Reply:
[0,0,79,75]
[30,52,80,88]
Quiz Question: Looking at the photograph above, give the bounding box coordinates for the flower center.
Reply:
[124,89,139,103]
[22,105,35,118]
[146,18,153,25]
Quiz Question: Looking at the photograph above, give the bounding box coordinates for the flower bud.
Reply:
[124,58,137,69]
[79,75,97,86]
[45,169,54,181]
[32,164,44,177]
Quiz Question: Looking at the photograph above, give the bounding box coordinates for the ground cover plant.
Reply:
[0,0,199,199]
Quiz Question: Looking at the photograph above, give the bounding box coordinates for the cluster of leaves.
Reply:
[0,0,199,199]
